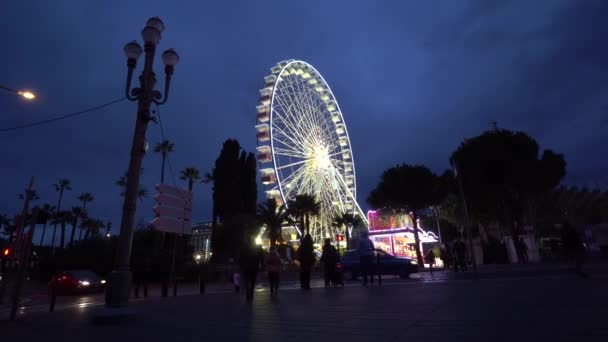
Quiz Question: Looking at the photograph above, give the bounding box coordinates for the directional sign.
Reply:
[151,217,191,234]
[154,194,191,209]
[155,184,192,201]
[152,205,191,220]
[151,183,193,235]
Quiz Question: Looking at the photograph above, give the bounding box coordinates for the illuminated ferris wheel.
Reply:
[255,60,365,242]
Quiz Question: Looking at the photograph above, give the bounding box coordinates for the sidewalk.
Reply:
[3,274,608,341]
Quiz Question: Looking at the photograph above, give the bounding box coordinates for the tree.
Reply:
[82,218,104,240]
[69,207,85,248]
[77,192,94,210]
[257,198,290,246]
[38,204,55,247]
[154,140,174,183]
[51,210,72,250]
[368,164,445,266]
[51,179,71,250]
[117,172,148,202]
[18,190,40,202]
[450,129,566,234]
[288,194,320,237]
[180,167,201,192]
[207,140,258,260]
[332,212,363,250]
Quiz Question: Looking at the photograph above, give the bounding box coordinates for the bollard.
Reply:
[49,284,56,312]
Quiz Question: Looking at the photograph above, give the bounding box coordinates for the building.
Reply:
[190,222,212,262]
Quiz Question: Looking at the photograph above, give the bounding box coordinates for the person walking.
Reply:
[561,222,587,278]
[440,243,452,270]
[454,239,467,272]
[265,246,282,296]
[358,231,375,286]
[240,243,262,301]
[426,248,436,275]
[515,236,528,264]
[299,234,315,290]
[320,238,339,287]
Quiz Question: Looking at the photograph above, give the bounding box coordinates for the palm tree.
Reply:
[18,190,40,202]
[288,194,320,236]
[78,210,89,241]
[180,167,201,192]
[154,140,174,183]
[83,218,104,240]
[137,186,149,203]
[77,192,94,210]
[69,207,84,248]
[333,212,364,250]
[38,204,55,247]
[257,198,291,246]
[51,210,71,250]
[117,172,148,203]
[51,179,71,250]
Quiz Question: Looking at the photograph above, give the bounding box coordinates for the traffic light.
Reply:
[336,234,344,242]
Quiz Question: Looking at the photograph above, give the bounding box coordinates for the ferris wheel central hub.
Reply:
[309,143,331,171]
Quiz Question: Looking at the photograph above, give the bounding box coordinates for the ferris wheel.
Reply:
[255,60,366,242]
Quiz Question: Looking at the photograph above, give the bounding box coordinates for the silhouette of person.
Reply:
[299,234,315,290]
[265,246,282,296]
[426,248,436,274]
[561,222,587,278]
[454,239,467,272]
[320,238,339,287]
[358,231,375,286]
[240,242,262,301]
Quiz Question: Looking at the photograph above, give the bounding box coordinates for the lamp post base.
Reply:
[105,269,132,308]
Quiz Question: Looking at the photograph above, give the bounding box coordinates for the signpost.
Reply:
[150,184,193,297]
[151,184,193,235]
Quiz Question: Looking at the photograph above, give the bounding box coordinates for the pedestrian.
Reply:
[198,260,209,294]
[561,222,587,278]
[320,238,339,287]
[358,231,375,286]
[239,242,262,301]
[515,236,528,264]
[265,246,282,296]
[299,234,315,290]
[233,270,241,293]
[440,243,451,270]
[426,248,436,275]
[454,239,467,272]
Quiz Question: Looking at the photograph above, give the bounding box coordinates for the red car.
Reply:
[49,270,106,295]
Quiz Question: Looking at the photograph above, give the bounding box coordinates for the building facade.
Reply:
[190,222,212,262]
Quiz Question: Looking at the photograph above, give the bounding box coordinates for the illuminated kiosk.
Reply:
[367,209,438,258]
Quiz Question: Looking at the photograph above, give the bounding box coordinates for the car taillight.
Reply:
[336,262,343,269]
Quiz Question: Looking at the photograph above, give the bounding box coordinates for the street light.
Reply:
[105,16,179,309]
[0,85,36,100]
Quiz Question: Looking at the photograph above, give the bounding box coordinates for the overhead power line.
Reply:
[0,97,127,133]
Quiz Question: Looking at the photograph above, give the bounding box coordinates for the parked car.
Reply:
[48,270,106,295]
[341,249,418,280]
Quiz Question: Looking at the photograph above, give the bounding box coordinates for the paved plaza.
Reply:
[2,263,608,342]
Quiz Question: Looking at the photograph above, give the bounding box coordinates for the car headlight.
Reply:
[101,280,106,284]
[79,280,90,286]
[410,260,417,265]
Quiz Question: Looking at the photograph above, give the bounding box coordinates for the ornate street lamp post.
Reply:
[105,17,179,308]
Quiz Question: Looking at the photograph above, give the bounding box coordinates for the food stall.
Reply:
[367,209,439,259]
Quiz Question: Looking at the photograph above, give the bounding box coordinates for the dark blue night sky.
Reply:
[1,1,607,238]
